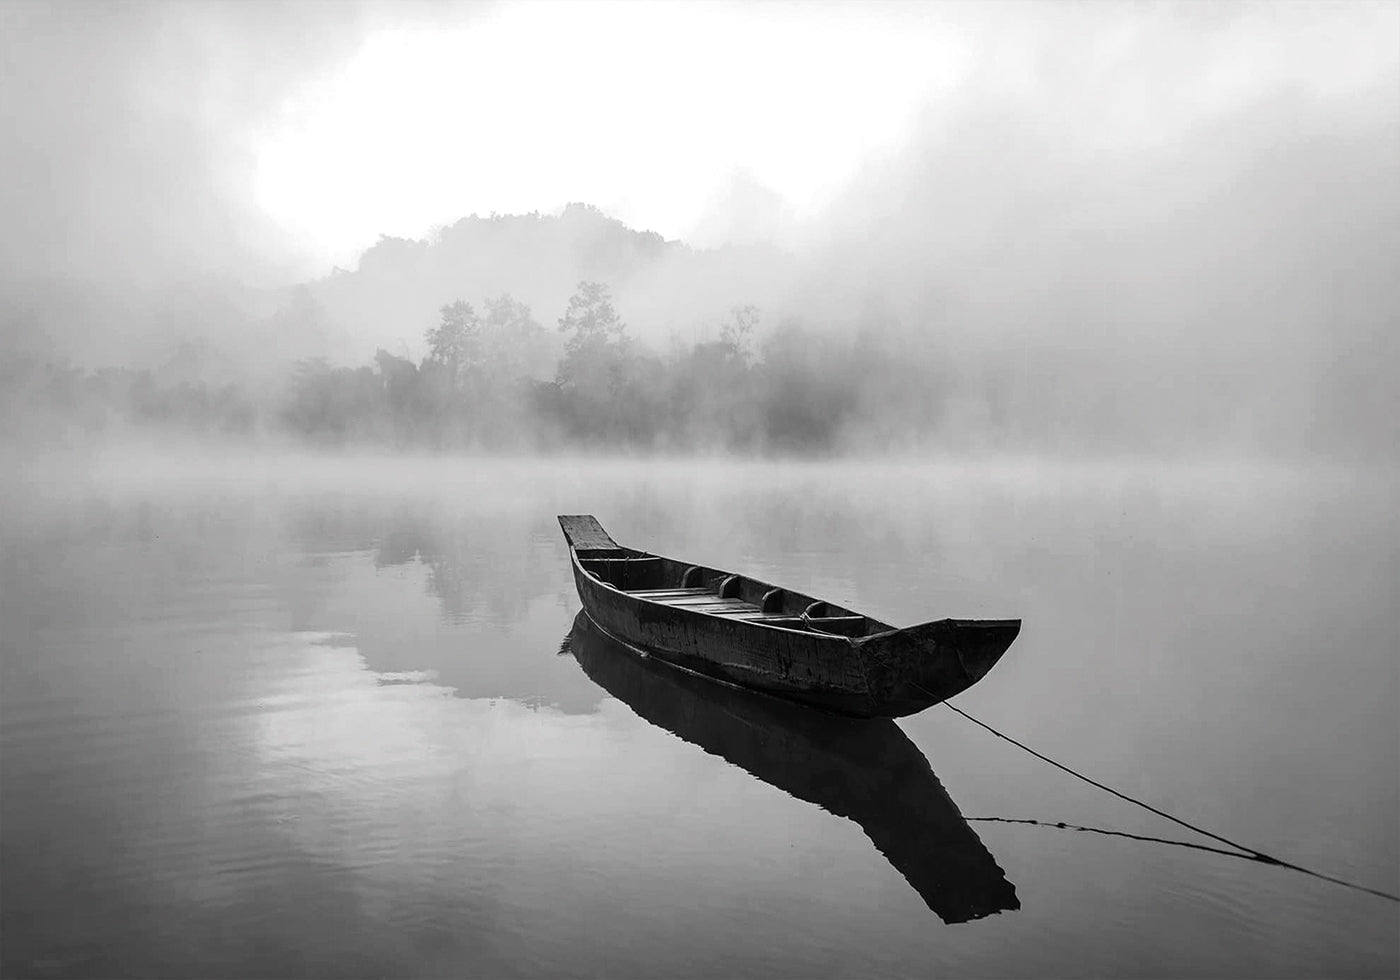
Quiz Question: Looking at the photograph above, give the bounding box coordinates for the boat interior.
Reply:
[576,547,895,638]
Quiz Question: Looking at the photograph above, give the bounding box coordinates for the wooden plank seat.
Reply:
[624,586,873,636]
[626,587,802,622]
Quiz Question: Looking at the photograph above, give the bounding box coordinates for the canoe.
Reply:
[559,515,1020,718]
[566,611,1020,922]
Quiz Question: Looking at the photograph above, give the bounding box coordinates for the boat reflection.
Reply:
[565,612,1020,924]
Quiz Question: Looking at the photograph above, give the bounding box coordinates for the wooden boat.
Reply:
[559,515,1020,718]
[566,612,1020,922]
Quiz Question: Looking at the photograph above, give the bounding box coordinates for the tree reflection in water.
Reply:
[289,498,557,627]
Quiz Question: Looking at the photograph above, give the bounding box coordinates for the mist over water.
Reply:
[2,455,1396,977]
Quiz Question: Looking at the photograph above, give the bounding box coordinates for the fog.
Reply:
[2,1,1396,460]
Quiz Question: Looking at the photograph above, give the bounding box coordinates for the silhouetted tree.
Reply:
[553,281,660,442]
[425,300,483,389]
[481,293,551,383]
[556,282,624,409]
[557,281,626,379]
[374,349,421,443]
[418,300,483,442]
[719,304,759,365]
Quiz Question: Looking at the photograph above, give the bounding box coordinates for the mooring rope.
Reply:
[966,816,1267,861]
[938,699,1400,904]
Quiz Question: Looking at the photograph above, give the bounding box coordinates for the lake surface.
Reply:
[2,452,1396,978]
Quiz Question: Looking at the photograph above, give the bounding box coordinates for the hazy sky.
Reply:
[1,0,1396,285]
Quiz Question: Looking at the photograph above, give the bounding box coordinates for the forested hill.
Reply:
[4,184,1395,459]
[307,204,799,362]
[0,204,795,384]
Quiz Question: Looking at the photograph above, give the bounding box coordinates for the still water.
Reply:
[2,454,1396,978]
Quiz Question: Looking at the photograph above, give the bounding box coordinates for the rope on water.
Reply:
[967,816,1294,862]
[936,698,1400,904]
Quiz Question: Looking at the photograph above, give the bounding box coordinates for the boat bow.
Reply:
[855,619,1021,716]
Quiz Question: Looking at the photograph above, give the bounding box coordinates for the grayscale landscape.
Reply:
[2,2,1397,978]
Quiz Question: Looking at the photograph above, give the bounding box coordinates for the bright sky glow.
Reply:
[250,0,1399,274]
[253,1,973,268]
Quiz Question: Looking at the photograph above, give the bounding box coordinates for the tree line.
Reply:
[281,281,913,451]
[3,281,946,454]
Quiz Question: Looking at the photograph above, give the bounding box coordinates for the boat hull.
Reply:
[572,559,878,714]
[562,515,1020,719]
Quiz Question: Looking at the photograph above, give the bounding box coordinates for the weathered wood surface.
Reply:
[567,611,1020,923]
[558,514,1020,718]
[558,514,622,552]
